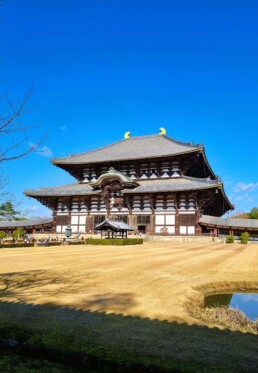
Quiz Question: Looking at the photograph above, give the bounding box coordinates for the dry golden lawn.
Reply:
[0,241,257,323]
[0,242,258,372]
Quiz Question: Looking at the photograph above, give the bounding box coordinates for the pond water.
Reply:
[204,293,258,321]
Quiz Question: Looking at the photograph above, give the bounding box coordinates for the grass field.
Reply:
[0,242,258,372]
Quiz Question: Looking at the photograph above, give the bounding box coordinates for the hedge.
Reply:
[0,243,34,249]
[240,232,250,244]
[35,241,86,247]
[85,238,143,245]
[226,235,235,243]
[0,241,86,249]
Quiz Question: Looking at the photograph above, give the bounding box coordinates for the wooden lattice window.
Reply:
[93,215,106,225]
[110,215,128,223]
[137,215,151,224]
[179,215,195,226]
[56,215,69,225]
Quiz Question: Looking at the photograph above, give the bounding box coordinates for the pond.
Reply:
[204,292,258,321]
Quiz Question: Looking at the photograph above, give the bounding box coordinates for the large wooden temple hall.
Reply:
[25,128,234,236]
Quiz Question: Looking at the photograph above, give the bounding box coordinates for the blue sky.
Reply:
[1,0,258,217]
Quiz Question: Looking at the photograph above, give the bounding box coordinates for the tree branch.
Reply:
[0,86,45,163]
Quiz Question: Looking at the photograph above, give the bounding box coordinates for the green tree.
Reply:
[240,232,250,244]
[249,207,258,219]
[0,201,20,220]
[0,230,6,243]
[12,227,24,240]
[226,234,234,243]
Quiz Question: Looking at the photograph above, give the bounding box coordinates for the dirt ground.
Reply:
[0,242,257,324]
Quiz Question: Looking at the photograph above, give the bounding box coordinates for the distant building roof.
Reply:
[25,176,221,197]
[199,215,258,230]
[52,134,201,165]
[94,219,133,231]
[0,217,53,229]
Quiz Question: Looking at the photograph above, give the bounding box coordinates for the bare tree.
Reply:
[0,87,43,163]
[0,87,45,210]
[0,171,10,200]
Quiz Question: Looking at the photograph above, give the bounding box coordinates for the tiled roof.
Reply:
[0,217,53,228]
[125,177,219,194]
[95,219,133,231]
[199,215,258,229]
[25,176,220,197]
[25,183,95,196]
[52,134,201,164]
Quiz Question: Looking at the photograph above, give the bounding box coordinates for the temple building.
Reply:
[25,128,234,236]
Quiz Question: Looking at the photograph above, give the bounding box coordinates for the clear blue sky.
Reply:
[1,0,258,217]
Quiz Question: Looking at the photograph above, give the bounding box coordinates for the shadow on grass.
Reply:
[81,292,137,312]
[0,269,99,303]
[0,271,258,372]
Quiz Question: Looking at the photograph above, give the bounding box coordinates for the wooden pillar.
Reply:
[128,214,136,233]
[125,195,134,233]
[51,210,57,233]
[194,193,202,236]
[68,197,72,227]
[86,215,93,233]
[195,211,202,235]
[195,223,202,236]
[148,194,155,234]
[175,193,180,235]
[149,213,155,234]
[82,197,91,233]
[45,197,58,234]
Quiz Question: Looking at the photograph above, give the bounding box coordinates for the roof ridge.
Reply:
[52,137,127,162]
[200,215,258,227]
[25,182,79,192]
[52,133,201,163]
[0,217,53,227]
[182,175,218,184]
[162,134,201,148]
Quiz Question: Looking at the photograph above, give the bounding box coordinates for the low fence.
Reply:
[3,233,258,245]
[146,235,225,243]
[28,233,222,243]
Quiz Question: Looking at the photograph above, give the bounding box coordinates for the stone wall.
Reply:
[147,235,225,243]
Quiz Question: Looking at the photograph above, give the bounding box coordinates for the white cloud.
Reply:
[230,182,258,212]
[29,142,53,158]
[60,126,67,131]
[27,206,40,212]
[234,195,254,203]
[233,182,258,193]
[38,146,53,158]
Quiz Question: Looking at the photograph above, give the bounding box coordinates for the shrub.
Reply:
[0,243,34,249]
[12,227,24,240]
[240,232,250,244]
[35,241,86,247]
[0,231,6,242]
[85,238,143,245]
[226,235,234,243]
[0,241,86,249]
[68,241,86,246]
